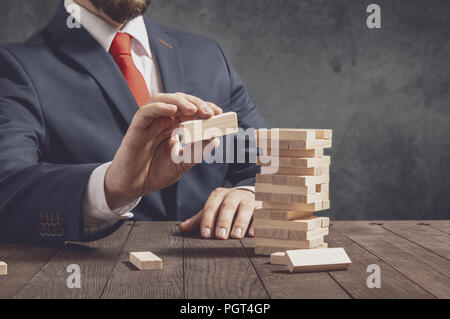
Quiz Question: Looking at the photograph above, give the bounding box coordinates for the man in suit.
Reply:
[0,0,265,242]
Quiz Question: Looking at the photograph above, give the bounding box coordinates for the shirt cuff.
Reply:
[82,162,141,224]
[234,186,255,193]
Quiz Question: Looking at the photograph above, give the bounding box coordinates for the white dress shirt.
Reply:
[65,0,163,231]
[64,0,254,234]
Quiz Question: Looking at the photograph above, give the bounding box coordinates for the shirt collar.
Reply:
[64,0,152,58]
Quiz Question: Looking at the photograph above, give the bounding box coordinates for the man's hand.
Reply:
[179,188,261,239]
[105,93,223,210]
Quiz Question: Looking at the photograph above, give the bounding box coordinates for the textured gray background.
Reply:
[1,0,449,220]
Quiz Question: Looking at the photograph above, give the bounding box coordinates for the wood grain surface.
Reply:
[0,221,448,299]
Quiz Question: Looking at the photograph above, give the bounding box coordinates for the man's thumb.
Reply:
[179,137,221,173]
[179,210,203,234]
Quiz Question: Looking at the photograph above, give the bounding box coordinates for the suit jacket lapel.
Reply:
[145,18,186,219]
[144,19,185,94]
[47,5,138,126]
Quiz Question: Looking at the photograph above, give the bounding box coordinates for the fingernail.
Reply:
[217,227,227,239]
[188,103,197,111]
[232,227,243,238]
[201,104,212,115]
[201,227,211,238]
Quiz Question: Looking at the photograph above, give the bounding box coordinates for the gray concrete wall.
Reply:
[1,0,449,219]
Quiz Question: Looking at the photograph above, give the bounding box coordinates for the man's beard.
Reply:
[89,0,152,24]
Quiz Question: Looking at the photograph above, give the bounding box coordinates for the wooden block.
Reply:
[261,165,329,176]
[254,227,289,239]
[262,200,330,212]
[270,210,313,220]
[255,242,329,256]
[256,129,314,141]
[255,183,316,195]
[255,227,329,241]
[130,251,162,270]
[254,218,328,240]
[254,208,313,220]
[256,174,329,187]
[320,217,330,227]
[255,245,290,255]
[279,139,332,150]
[253,209,272,219]
[254,215,323,231]
[257,155,330,168]
[289,227,329,240]
[0,261,7,275]
[255,191,329,204]
[255,129,332,141]
[285,248,351,273]
[316,183,329,193]
[264,148,324,158]
[315,129,333,139]
[270,252,287,265]
[180,112,238,143]
[257,138,332,150]
[255,236,324,250]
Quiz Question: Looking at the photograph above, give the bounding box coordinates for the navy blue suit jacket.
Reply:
[0,5,264,242]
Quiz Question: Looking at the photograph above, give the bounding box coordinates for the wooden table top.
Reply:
[0,221,449,299]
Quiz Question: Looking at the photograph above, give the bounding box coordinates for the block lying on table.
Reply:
[256,191,329,204]
[255,245,292,256]
[180,112,238,144]
[256,174,329,187]
[270,252,287,265]
[269,243,329,265]
[285,247,351,273]
[257,155,331,168]
[262,200,330,212]
[130,251,163,270]
[255,242,328,256]
[0,261,7,275]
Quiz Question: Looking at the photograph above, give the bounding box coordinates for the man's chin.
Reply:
[89,0,152,24]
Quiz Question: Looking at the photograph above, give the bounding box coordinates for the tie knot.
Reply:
[109,33,132,57]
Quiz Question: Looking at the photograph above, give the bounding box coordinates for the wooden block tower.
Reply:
[254,129,332,255]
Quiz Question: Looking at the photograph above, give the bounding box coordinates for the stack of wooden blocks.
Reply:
[254,128,332,255]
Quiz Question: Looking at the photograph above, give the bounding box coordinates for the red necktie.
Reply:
[109,33,151,107]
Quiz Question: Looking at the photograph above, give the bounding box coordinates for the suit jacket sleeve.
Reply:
[0,47,108,242]
[215,43,266,188]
